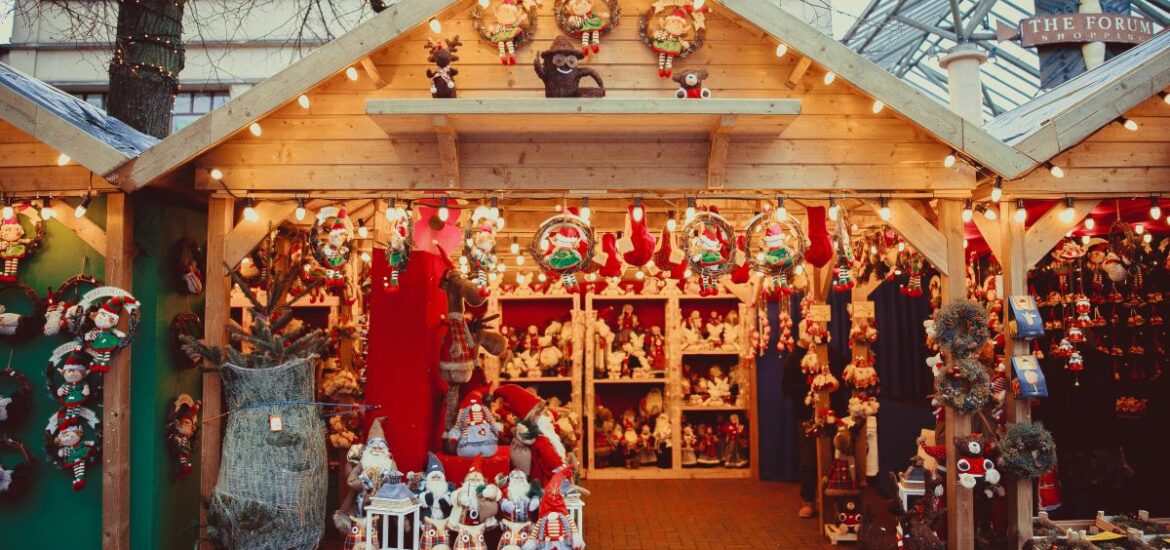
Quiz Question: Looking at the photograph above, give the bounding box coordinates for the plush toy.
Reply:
[495,384,569,488]
[310,208,353,290]
[680,424,698,467]
[531,214,595,292]
[679,211,736,296]
[954,433,1003,498]
[52,423,96,490]
[475,0,541,64]
[449,390,502,458]
[804,206,832,268]
[165,394,201,478]
[0,205,44,282]
[465,208,500,297]
[720,413,748,467]
[722,310,741,350]
[427,36,463,99]
[450,455,502,530]
[500,518,533,550]
[453,522,489,550]
[705,311,724,347]
[639,1,708,78]
[534,35,606,98]
[522,468,584,550]
[673,69,711,98]
[49,349,93,427]
[616,204,656,267]
[345,418,397,517]
[555,0,618,55]
[80,294,139,373]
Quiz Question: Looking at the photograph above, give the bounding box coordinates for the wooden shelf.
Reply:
[496,294,575,301]
[681,405,749,412]
[680,349,743,356]
[593,377,667,385]
[587,466,751,480]
[500,376,573,383]
[589,295,669,301]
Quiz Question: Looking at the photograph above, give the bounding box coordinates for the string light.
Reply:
[961,200,973,223]
[243,198,259,222]
[2,198,12,219]
[1159,91,1170,105]
[249,122,262,137]
[775,197,788,221]
[295,198,306,221]
[1134,224,1145,235]
[580,197,591,223]
[666,210,677,232]
[74,194,92,218]
[635,270,645,280]
[1014,199,1027,224]
[991,177,1003,203]
[438,196,449,222]
[1149,197,1162,220]
[878,197,891,221]
[360,251,372,263]
[510,238,520,255]
[489,197,500,220]
[515,255,525,266]
[897,242,906,252]
[1059,197,1076,224]
[587,272,597,282]
[516,273,526,285]
[794,264,805,276]
[538,273,547,283]
[40,198,53,220]
[692,0,706,10]
[685,197,697,222]
[429,18,443,33]
[1117,117,1138,131]
[1047,163,1065,178]
[944,151,957,168]
[1084,217,1096,231]
[56,153,70,166]
[1081,235,1091,245]
[823,71,836,85]
[209,168,224,180]
[871,100,884,114]
[297,94,311,108]
[497,263,506,273]
[827,197,839,221]
[775,43,788,57]
[345,66,359,80]
[632,197,644,223]
[982,205,998,221]
[1143,233,1153,244]
[357,219,369,239]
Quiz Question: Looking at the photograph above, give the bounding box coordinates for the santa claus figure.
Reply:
[419,452,454,521]
[544,226,587,292]
[448,390,501,458]
[346,417,397,516]
[522,468,584,550]
[319,210,352,287]
[494,384,568,488]
[498,468,540,524]
[83,296,137,372]
[450,455,502,529]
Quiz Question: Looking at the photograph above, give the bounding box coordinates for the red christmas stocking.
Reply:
[805,206,832,268]
[598,233,624,278]
[654,227,686,279]
[731,235,751,284]
[617,205,657,267]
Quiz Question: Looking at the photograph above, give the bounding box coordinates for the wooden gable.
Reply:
[192,0,975,194]
[0,119,117,192]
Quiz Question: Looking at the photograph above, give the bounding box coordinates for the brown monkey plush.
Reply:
[534,34,606,98]
[673,69,710,99]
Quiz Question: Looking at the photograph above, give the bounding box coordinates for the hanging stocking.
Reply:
[804,206,832,268]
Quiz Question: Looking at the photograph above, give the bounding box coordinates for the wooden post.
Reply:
[200,197,234,548]
[1001,200,1033,548]
[937,199,974,550]
[102,193,134,550]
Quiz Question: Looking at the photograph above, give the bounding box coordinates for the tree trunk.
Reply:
[106,0,187,138]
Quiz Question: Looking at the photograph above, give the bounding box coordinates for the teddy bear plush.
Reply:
[673,69,711,99]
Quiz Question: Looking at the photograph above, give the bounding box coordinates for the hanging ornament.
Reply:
[678,210,736,296]
[530,213,595,293]
[776,310,794,353]
[0,202,46,283]
[64,286,141,373]
[0,282,45,342]
[900,254,924,298]
[0,434,32,500]
[832,211,857,292]
[45,406,100,491]
[172,237,206,295]
[170,311,204,370]
[638,0,708,77]
[43,274,103,337]
[471,0,542,65]
[0,367,32,429]
[463,206,500,296]
[45,345,98,429]
[744,211,806,296]
[166,394,201,478]
[308,206,354,293]
[383,204,414,293]
[554,0,621,56]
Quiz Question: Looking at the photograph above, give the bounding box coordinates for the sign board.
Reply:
[1008,295,1045,340]
[1011,355,1048,399]
[809,304,832,323]
[997,14,1153,47]
[852,301,875,319]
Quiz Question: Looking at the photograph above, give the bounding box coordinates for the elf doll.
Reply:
[690,226,728,296]
[384,213,411,293]
[54,424,95,491]
[319,210,353,289]
[488,0,526,64]
[53,352,92,425]
[166,395,201,478]
[524,468,584,550]
[544,226,587,292]
[0,214,33,282]
[449,390,502,458]
[564,0,608,55]
[83,296,137,373]
[651,9,691,77]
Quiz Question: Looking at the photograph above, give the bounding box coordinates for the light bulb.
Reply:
[823,71,836,85]
[693,0,706,9]
[878,198,891,221]
[775,197,788,221]
[497,263,506,273]
[775,43,788,57]
[1081,235,1091,245]
[666,217,677,232]
[295,198,306,221]
[961,200,973,223]
[1059,198,1075,224]
[243,198,259,222]
[1134,224,1145,235]
[40,199,53,220]
[429,18,443,33]
[1150,197,1161,220]
[632,198,644,222]
[345,66,359,80]
[1122,118,1138,131]
[209,168,223,180]
[74,195,92,218]
[983,206,998,221]
[357,223,369,239]
[635,270,645,280]
[1048,164,1065,178]
[963,239,968,249]
[438,196,449,222]
[897,242,906,252]
[495,217,505,230]
[1084,217,1096,231]
[489,197,500,220]
[828,198,839,221]
[580,197,591,223]
[794,264,805,276]
[1143,233,1153,244]
[2,203,12,219]
[685,197,697,222]
[1164,92,1170,105]
[56,153,70,166]
[871,100,884,114]
[587,272,597,282]
[516,256,525,266]
[1014,200,1027,224]
[249,122,262,137]
[360,251,372,263]
[538,273,547,283]
[298,94,310,108]
[684,268,693,278]
[991,179,1003,202]
[515,274,526,285]
[944,153,956,168]
[870,244,878,255]
[479,0,490,7]
[510,240,520,255]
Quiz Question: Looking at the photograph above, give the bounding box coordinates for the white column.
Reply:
[938,43,989,125]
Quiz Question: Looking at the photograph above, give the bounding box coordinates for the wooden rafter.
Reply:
[862,198,951,276]
[434,115,460,189]
[785,56,813,89]
[1023,199,1100,269]
[49,199,108,256]
[971,210,1001,262]
[707,115,735,189]
[359,56,387,89]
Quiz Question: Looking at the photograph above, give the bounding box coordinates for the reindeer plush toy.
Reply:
[426,36,463,99]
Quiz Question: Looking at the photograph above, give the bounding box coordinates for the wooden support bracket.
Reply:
[786,56,812,89]
[1001,200,1033,548]
[863,199,951,277]
[971,211,1002,263]
[359,56,387,89]
[434,115,461,188]
[1023,199,1100,269]
[707,115,736,189]
[200,197,233,550]
[223,201,298,269]
[50,199,107,256]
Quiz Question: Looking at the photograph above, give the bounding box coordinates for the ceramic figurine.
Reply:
[720,413,748,468]
[680,424,698,467]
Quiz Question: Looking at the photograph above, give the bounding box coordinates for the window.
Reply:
[71,92,106,110]
[171,91,231,133]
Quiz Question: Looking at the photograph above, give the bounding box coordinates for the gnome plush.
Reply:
[616,205,656,268]
[419,452,454,522]
[346,417,397,516]
[498,468,540,524]
[522,468,584,550]
[804,206,832,268]
[83,295,138,373]
[448,390,502,458]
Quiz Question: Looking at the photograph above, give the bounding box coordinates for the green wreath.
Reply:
[934,357,991,414]
[998,422,1056,479]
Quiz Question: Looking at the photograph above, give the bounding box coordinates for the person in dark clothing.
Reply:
[781,339,815,518]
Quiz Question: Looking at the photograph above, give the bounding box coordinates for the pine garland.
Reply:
[935,357,992,414]
[999,422,1056,479]
[931,300,991,357]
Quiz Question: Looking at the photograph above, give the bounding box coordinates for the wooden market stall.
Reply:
[78,1,1170,549]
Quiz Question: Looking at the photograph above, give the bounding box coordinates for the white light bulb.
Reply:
[1165,94,1170,106]
[479,0,490,7]
[345,66,359,80]
[961,207,973,223]
[775,43,788,57]
[983,207,998,221]
[666,218,677,232]
[692,0,706,10]
[685,206,696,222]
[990,186,1003,203]
[357,225,369,239]
[243,204,259,222]
[1081,235,1091,245]
[1134,224,1145,235]
[1084,217,1096,230]
[56,153,70,166]
[632,205,644,222]
[2,205,13,219]
[588,273,597,282]
[495,217,505,230]
[515,274,525,285]
[944,154,956,168]
[1143,233,1153,244]
[897,242,906,252]
[580,206,591,223]
[1014,207,1027,224]
[428,18,442,33]
[869,245,878,255]
[823,71,836,85]
[295,206,306,221]
[516,256,525,266]
[963,239,968,249]
[298,94,310,108]
[497,263,506,273]
[538,273,548,282]
[794,264,805,276]
[249,122,262,137]
[510,242,520,254]
[878,206,891,221]
[1150,204,1162,220]
[360,251,372,263]
[438,206,449,222]
[210,168,224,180]
[1049,165,1065,178]
[74,204,87,218]
[40,203,53,220]
[635,270,645,280]
[828,205,839,221]
[1124,119,1138,131]
[869,100,885,114]
[1059,206,1075,224]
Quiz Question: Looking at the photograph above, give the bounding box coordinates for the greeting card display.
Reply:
[1011,355,1048,399]
[1008,294,1045,340]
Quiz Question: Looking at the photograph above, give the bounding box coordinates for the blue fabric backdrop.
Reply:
[756,296,803,481]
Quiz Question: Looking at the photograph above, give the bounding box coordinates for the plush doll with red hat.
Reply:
[450,454,502,530]
[315,208,353,289]
[616,205,656,268]
[522,468,583,550]
[653,226,686,280]
[687,223,730,296]
[83,295,139,373]
[494,384,568,488]
[447,389,502,458]
[804,206,832,268]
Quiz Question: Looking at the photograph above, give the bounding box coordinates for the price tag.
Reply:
[852,301,875,318]
[269,414,284,432]
[809,304,832,323]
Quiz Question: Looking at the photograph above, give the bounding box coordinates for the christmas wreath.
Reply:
[554,0,621,51]
[0,282,46,342]
[637,0,708,76]
[0,367,32,429]
[998,422,1056,479]
[170,311,204,369]
[743,211,806,294]
[529,213,595,293]
[931,300,991,357]
[0,434,33,500]
[934,356,992,415]
[470,0,542,64]
[44,274,103,337]
[677,210,737,296]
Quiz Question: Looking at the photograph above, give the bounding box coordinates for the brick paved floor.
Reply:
[580,479,838,549]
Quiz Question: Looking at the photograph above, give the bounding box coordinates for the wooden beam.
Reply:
[200,197,234,550]
[434,115,460,189]
[908,199,939,227]
[785,56,812,89]
[359,56,387,89]
[937,199,966,301]
[102,193,133,550]
[1005,169,1170,196]
[863,199,951,277]
[707,115,736,189]
[1023,199,1100,269]
[223,201,298,268]
[1001,200,1033,549]
[50,199,107,256]
[971,209,1002,263]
